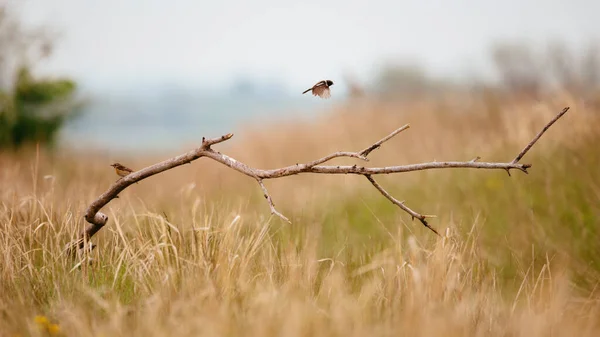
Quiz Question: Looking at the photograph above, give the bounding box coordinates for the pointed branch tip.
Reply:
[512,107,569,164]
[359,124,411,157]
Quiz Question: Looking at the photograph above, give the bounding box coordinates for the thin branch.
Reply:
[203,151,531,179]
[512,107,570,164]
[304,152,369,168]
[299,161,531,175]
[202,132,234,148]
[70,135,234,252]
[359,124,410,157]
[257,179,291,223]
[365,174,440,236]
[71,107,570,255]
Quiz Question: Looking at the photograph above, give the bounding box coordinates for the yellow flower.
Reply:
[34,315,61,335]
[47,323,61,335]
[34,315,49,326]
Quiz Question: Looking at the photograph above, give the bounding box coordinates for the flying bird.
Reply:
[302,80,334,99]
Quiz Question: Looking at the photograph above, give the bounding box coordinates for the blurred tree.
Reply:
[490,42,543,99]
[580,44,600,92]
[0,2,82,150]
[375,63,431,98]
[374,62,459,100]
[489,40,600,100]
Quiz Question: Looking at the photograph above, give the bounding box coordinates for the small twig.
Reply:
[359,124,410,157]
[305,152,369,168]
[257,179,291,223]
[202,133,234,148]
[470,156,481,162]
[512,107,570,164]
[365,175,440,236]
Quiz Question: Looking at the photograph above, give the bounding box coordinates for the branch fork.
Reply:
[68,107,570,254]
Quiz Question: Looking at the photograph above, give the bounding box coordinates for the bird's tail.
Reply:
[302,88,311,94]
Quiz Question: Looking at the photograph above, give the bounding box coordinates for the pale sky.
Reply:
[14,0,600,92]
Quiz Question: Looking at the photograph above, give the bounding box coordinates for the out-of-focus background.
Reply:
[1,1,600,336]
[3,0,599,154]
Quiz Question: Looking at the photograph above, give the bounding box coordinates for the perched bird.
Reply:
[110,163,134,178]
[302,80,334,99]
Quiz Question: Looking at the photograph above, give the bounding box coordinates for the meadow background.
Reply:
[1,1,600,336]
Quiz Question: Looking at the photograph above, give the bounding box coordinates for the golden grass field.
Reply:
[1,91,599,336]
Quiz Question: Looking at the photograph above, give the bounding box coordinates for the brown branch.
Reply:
[305,152,369,167]
[69,107,570,255]
[203,150,533,179]
[257,179,291,223]
[512,107,570,164]
[202,132,234,147]
[68,134,236,252]
[365,175,440,236]
[359,124,410,157]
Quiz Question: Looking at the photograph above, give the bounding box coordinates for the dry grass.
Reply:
[1,91,599,336]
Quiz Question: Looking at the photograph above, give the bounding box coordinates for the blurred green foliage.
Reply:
[0,3,81,150]
[0,65,80,150]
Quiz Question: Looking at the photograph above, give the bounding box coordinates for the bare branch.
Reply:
[359,124,410,157]
[68,133,238,253]
[203,152,531,180]
[305,152,369,167]
[300,161,531,176]
[257,179,291,223]
[365,175,440,236]
[202,132,234,148]
[512,107,570,164]
[71,107,570,255]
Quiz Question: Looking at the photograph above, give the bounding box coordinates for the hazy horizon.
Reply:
[14,0,599,94]
[6,0,599,154]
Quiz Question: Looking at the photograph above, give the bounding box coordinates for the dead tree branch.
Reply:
[365,174,439,236]
[512,107,570,164]
[359,124,411,157]
[257,179,291,223]
[68,107,570,254]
